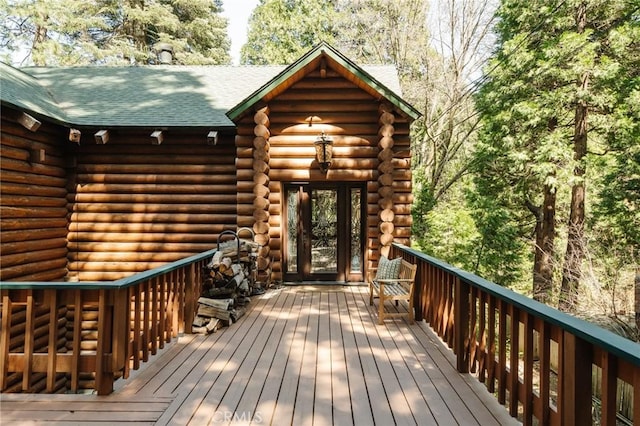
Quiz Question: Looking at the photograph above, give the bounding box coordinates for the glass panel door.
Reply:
[283,183,364,282]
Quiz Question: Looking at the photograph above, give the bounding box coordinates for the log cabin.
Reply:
[2,44,640,425]
[0,42,420,285]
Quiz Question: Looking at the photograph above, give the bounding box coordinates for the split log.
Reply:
[208,251,223,268]
[198,297,234,310]
[218,257,234,275]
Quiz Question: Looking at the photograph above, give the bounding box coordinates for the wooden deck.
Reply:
[0,285,519,425]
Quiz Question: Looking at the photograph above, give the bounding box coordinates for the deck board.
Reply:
[0,286,520,426]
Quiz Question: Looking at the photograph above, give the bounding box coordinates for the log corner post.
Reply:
[253,105,272,285]
[454,277,470,373]
[561,331,592,425]
[377,102,395,258]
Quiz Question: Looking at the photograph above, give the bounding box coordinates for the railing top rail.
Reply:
[396,244,640,367]
[0,248,217,291]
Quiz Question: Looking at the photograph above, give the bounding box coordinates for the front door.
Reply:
[283,183,364,283]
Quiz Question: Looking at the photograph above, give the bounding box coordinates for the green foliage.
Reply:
[413,178,478,269]
[472,0,640,299]
[467,189,531,288]
[241,0,339,65]
[0,0,231,65]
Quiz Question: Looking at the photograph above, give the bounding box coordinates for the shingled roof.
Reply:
[1,43,416,129]
[0,62,68,124]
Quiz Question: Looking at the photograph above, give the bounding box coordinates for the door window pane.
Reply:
[350,188,362,273]
[311,189,337,273]
[286,188,298,273]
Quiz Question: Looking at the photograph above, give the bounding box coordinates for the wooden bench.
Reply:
[368,258,417,325]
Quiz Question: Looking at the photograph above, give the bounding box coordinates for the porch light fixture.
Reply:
[314,132,333,173]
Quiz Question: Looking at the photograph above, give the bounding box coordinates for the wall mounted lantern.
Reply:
[314,132,333,173]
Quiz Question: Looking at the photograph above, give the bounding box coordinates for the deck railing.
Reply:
[0,249,214,395]
[392,243,640,426]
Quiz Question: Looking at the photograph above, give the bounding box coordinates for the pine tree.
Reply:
[240,0,339,65]
[0,0,231,66]
[474,0,639,306]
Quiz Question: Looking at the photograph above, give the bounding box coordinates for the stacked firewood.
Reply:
[192,238,261,334]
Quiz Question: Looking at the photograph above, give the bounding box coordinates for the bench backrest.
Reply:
[397,259,418,291]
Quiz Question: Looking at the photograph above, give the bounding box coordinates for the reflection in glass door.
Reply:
[284,183,364,282]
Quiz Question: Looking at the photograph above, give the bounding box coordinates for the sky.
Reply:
[221,0,261,65]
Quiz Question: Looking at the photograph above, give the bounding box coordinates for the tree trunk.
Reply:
[532,183,556,304]
[560,3,588,313]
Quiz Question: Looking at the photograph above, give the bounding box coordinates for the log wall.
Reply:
[0,110,70,281]
[1,66,413,284]
[235,67,413,281]
[67,130,237,281]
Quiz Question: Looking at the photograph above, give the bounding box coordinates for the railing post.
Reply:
[634,367,640,425]
[561,331,592,425]
[46,290,58,393]
[413,260,424,322]
[184,263,196,334]
[0,293,11,391]
[454,277,470,373]
[111,288,129,380]
[96,289,114,396]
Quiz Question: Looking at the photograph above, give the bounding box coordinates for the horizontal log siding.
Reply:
[0,110,70,281]
[68,130,236,281]
[236,68,412,281]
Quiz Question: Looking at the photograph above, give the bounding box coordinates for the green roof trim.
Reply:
[226,42,421,121]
